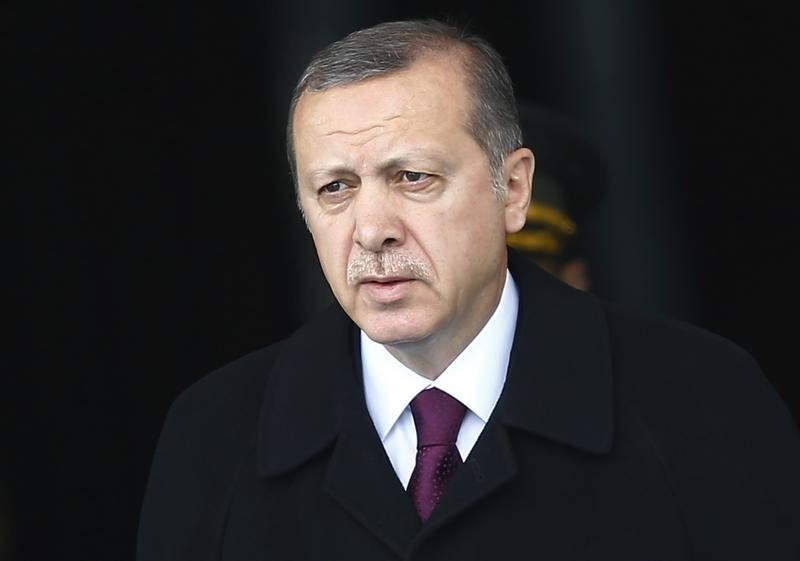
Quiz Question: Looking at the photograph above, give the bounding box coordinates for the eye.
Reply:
[400,171,429,183]
[319,181,344,194]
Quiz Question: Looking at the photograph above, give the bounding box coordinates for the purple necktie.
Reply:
[407,388,467,522]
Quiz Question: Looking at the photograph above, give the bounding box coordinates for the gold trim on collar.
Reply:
[507,230,564,255]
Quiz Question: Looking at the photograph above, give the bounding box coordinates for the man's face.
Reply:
[292,56,531,370]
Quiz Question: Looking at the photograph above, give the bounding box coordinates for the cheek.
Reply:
[436,195,501,241]
[311,226,351,282]
[408,210,449,255]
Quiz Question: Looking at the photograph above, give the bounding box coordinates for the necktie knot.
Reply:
[410,388,467,448]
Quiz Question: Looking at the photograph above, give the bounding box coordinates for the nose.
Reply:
[352,183,405,252]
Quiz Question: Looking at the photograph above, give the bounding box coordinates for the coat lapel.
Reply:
[257,303,420,557]
[418,417,518,536]
[499,250,614,454]
[322,400,421,556]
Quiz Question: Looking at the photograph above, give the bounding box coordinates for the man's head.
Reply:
[288,20,533,377]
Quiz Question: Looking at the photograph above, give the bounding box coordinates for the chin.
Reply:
[359,316,432,347]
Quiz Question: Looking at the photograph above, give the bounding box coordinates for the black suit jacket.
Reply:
[137,251,800,560]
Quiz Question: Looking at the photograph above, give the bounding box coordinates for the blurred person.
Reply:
[507,101,607,291]
[137,19,800,561]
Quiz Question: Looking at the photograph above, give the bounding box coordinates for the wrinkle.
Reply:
[321,114,405,143]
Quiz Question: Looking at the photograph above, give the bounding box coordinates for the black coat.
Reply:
[137,252,800,560]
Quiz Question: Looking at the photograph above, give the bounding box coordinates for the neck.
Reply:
[384,342,460,380]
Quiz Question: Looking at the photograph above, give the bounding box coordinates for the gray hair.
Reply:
[286,19,523,200]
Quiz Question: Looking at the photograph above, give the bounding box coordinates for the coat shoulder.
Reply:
[151,340,289,481]
[136,340,287,561]
[603,304,760,383]
[170,342,287,432]
[601,304,800,557]
[600,303,797,441]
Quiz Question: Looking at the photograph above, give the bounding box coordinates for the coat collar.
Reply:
[257,300,357,477]
[497,249,613,454]
[257,248,613,477]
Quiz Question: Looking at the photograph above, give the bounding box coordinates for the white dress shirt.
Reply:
[361,270,519,489]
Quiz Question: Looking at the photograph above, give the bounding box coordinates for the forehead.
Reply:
[292,56,474,154]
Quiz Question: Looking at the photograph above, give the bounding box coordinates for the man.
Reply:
[137,20,800,560]
[507,101,607,291]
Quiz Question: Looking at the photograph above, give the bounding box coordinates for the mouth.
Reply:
[358,276,416,302]
[360,275,413,285]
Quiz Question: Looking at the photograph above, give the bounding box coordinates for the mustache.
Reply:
[346,249,432,285]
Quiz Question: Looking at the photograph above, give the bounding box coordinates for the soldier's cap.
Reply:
[507,100,609,259]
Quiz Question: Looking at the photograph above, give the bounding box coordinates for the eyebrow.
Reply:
[307,150,452,181]
[306,165,358,183]
[384,147,451,168]
[381,154,445,171]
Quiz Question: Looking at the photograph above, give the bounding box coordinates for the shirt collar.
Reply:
[362,270,519,441]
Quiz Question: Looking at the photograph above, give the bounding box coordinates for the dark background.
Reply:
[6,1,798,559]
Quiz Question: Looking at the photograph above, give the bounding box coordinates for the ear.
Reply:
[503,147,534,234]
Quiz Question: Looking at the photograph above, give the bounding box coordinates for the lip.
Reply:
[359,277,415,303]
[359,275,411,284]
